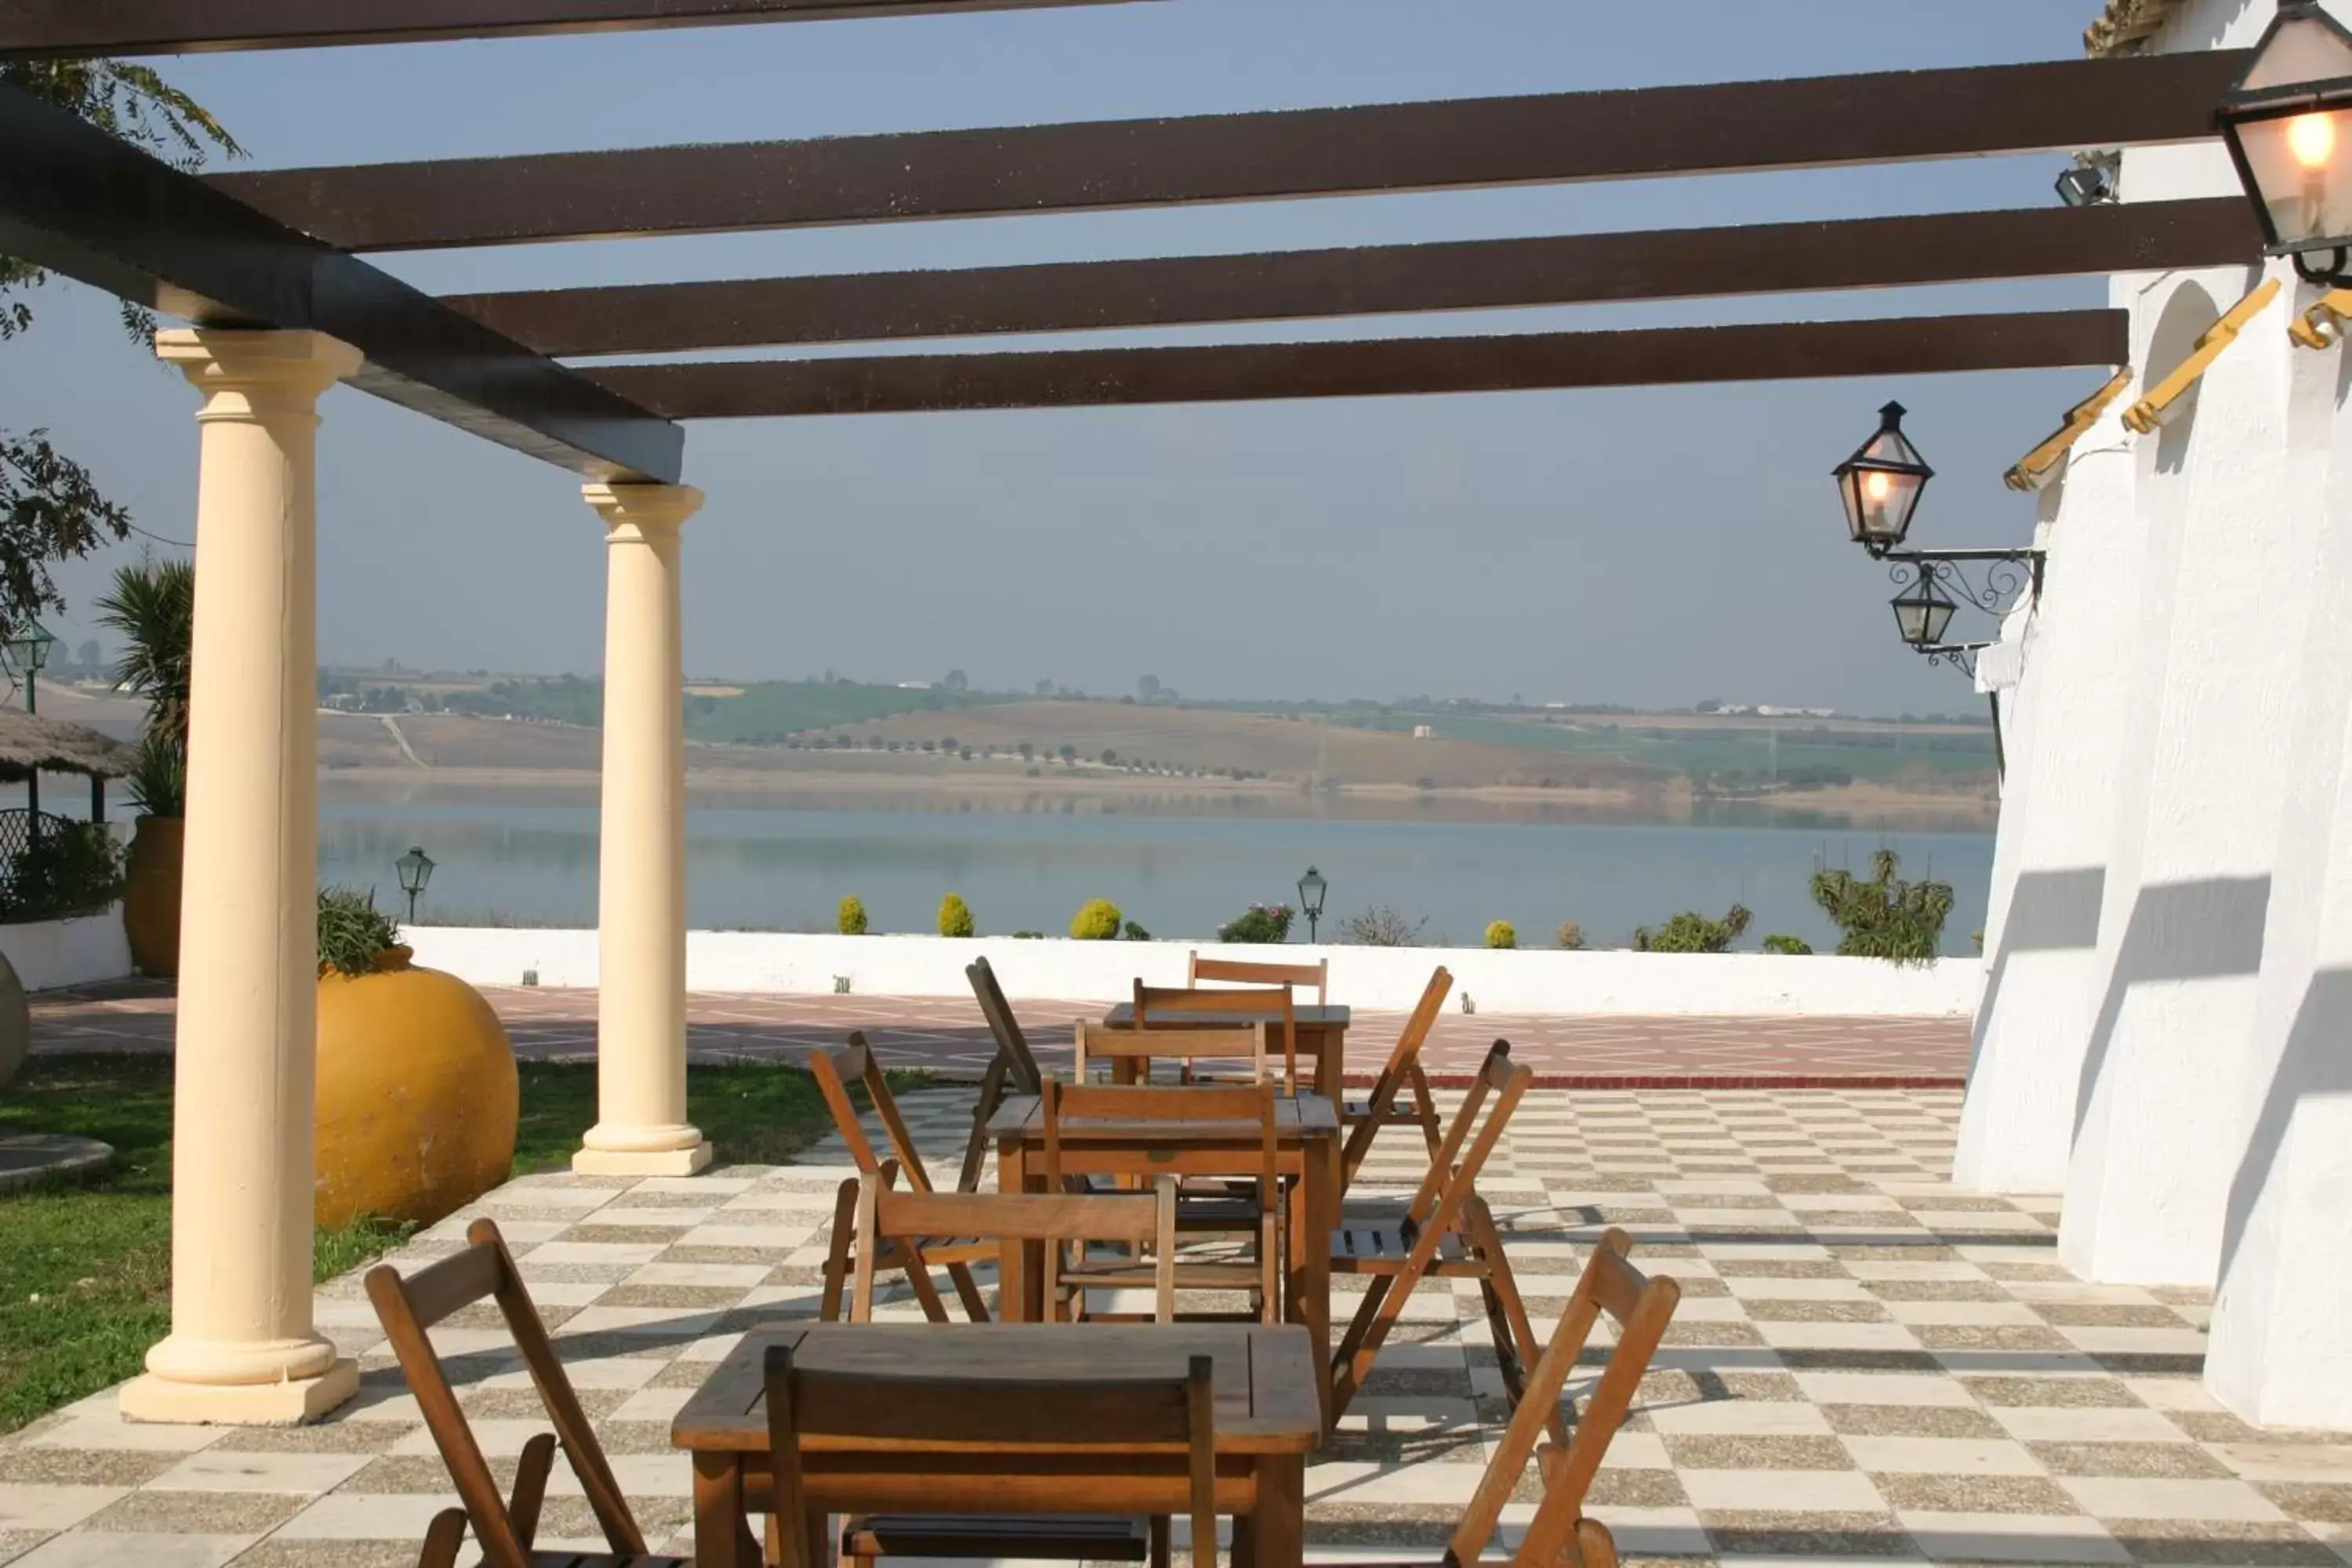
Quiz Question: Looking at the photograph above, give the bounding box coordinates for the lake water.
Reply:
[318,798,1994,955]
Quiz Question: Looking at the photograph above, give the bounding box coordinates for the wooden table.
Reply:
[989,1091,1342,1427]
[673,1322,1321,1568]
[1099,1002,1352,1100]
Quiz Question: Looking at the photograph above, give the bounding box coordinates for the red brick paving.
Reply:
[30,981,1967,1087]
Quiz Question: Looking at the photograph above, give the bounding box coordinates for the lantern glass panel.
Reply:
[2231,103,2352,251]
[1840,466,1926,550]
[2221,5,2352,252]
[1891,584,1957,648]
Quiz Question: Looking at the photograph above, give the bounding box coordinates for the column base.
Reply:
[573,1140,713,1177]
[118,1358,358,1426]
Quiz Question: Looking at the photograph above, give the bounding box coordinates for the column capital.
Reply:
[155,328,363,403]
[583,481,704,539]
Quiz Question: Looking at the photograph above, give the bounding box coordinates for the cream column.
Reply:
[575,482,711,1177]
[121,328,363,1425]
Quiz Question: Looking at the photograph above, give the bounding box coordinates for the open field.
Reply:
[39,677,1997,828]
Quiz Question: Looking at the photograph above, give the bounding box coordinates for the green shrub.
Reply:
[0,821,125,923]
[837,895,869,935]
[1012,930,1045,939]
[938,892,975,938]
[1218,903,1293,943]
[1485,920,1517,949]
[1810,849,1952,963]
[1762,934,1814,956]
[1634,904,1753,953]
[317,886,400,977]
[1555,920,1586,952]
[1070,898,1123,940]
[1123,920,1152,942]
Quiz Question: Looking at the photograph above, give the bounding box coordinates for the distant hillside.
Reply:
[688,680,1007,744]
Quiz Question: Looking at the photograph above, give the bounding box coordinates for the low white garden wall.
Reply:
[405,927,1984,1017]
[0,909,134,992]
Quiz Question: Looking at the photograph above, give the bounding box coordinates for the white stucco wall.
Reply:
[402,927,1983,1018]
[1962,0,2352,1421]
[0,910,134,993]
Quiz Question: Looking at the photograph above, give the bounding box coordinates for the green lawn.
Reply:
[0,1054,908,1434]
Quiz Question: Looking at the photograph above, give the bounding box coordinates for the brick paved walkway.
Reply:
[8,1084,2347,1568]
[29,982,1968,1087]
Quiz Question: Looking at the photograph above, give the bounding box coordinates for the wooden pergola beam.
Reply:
[448,200,2255,356]
[585,310,2131,419]
[0,0,1153,58]
[0,79,682,481]
[211,51,2250,252]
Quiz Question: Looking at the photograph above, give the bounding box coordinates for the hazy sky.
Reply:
[0,0,2115,713]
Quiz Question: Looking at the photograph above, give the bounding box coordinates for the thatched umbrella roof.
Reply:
[0,709,135,782]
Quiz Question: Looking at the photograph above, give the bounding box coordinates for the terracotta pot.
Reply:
[315,946,517,1229]
[122,815,183,979]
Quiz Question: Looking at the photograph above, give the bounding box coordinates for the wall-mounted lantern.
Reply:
[1831,402,1933,558]
[2217,0,2352,285]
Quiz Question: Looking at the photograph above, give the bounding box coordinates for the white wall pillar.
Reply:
[121,328,363,1425]
[2062,267,2316,1286]
[575,482,710,1178]
[2204,310,2352,1428]
[1957,421,2140,1195]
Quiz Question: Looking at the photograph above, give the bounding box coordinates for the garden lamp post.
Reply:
[395,844,435,924]
[2216,0,2352,286]
[2,620,57,823]
[1298,865,1327,943]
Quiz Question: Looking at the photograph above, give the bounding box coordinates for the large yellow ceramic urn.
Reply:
[315,946,518,1229]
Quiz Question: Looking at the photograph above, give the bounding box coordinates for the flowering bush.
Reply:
[1218,902,1293,943]
[938,892,975,938]
[1485,920,1518,949]
[1071,898,1123,940]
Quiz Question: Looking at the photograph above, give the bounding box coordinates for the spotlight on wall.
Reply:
[2056,154,2119,209]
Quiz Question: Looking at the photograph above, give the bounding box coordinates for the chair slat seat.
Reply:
[1329,1222,1468,1272]
[844,1514,1150,1561]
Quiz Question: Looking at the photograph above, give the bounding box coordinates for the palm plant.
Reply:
[94,557,194,816]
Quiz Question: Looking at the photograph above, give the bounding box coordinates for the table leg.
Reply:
[1248,1454,1305,1568]
[692,1450,757,1568]
[1291,1137,1337,1429]
[1316,1025,1344,1104]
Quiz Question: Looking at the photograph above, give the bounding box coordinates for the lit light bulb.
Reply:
[1864,471,1893,504]
[2290,112,2338,172]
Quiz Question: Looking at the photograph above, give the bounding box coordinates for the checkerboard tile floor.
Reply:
[5,1087,2348,1568]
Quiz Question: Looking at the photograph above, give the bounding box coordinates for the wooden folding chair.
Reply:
[1339,965,1453,1189]
[366,1219,687,1568]
[812,1033,992,1323]
[1044,1079,1283,1322]
[1329,1040,1544,1430]
[1437,1229,1682,1568]
[1130,982,1298,1092]
[764,1344,1217,1568]
[960,956,1047,1196]
[1077,1016,1272,1087]
[848,1169,1179,1323]
[1189,953,1328,1006]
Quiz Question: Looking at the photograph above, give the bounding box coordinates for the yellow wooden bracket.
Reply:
[2003,368,2134,492]
[2289,288,2352,350]
[2122,278,2282,434]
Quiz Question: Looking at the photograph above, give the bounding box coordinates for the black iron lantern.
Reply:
[395,844,435,922]
[1297,865,1327,942]
[1833,402,1933,557]
[2217,0,2352,284]
[1891,572,1960,652]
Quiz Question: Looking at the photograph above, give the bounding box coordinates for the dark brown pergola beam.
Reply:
[586,309,2129,419]
[211,51,2249,252]
[0,0,1152,58]
[448,200,2254,357]
[0,79,681,481]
